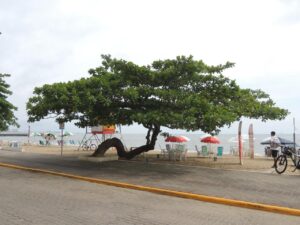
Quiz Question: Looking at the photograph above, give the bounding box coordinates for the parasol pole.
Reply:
[238,121,243,165]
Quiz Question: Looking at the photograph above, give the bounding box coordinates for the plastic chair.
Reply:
[217,146,223,157]
[160,144,169,159]
[176,144,187,161]
[166,144,175,161]
[201,145,208,156]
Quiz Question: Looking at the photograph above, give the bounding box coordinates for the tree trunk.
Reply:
[92,124,160,160]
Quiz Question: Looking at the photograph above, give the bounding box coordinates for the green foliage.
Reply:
[0,74,18,131]
[27,55,288,135]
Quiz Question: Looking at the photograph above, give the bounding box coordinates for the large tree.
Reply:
[27,55,288,159]
[0,73,18,131]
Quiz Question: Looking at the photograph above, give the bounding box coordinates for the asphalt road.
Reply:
[1,166,300,225]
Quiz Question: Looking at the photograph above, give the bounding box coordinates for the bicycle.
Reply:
[275,146,300,174]
[82,141,97,151]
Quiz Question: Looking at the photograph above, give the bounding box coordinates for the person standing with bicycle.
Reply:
[270,131,281,168]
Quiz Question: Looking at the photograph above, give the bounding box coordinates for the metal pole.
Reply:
[28,125,31,144]
[59,122,65,156]
[293,118,297,164]
[61,128,63,156]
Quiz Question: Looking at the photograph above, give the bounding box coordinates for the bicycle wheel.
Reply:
[82,143,89,151]
[275,155,288,174]
[90,144,97,151]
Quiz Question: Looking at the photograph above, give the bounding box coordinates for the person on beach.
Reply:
[270,131,281,168]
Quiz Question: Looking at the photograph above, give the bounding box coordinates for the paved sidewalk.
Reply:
[2,167,300,225]
[1,150,300,210]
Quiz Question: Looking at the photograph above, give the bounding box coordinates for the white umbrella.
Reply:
[30,132,42,137]
[42,132,57,140]
[200,134,211,139]
[62,131,74,137]
[228,135,251,143]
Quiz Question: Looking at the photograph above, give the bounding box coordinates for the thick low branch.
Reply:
[92,124,161,160]
[92,137,155,160]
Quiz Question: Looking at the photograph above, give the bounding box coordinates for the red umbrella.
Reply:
[165,136,190,143]
[200,136,220,144]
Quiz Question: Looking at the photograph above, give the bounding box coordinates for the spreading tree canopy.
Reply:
[27,55,288,159]
[0,73,18,131]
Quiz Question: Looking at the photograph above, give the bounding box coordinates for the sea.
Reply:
[1,132,300,156]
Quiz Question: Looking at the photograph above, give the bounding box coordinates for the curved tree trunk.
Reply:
[92,124,160,160]
[91,137,154,159]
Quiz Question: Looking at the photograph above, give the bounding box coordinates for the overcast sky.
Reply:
[1,0,300,134]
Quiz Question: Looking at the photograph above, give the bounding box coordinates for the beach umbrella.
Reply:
[260,137,296,146]
[30,132,42,137]
[200,136,220,144]
[165,135,190,143]
[200,136,220,156]
[42,132,56,140]
[228,135,249,143]
[200,134,211,139]
[62,131,74,137]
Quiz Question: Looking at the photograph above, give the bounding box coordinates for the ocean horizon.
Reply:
[2,132,300,156]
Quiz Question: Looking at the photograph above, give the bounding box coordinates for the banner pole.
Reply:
[248,124,254,159]
[238,121,243,165]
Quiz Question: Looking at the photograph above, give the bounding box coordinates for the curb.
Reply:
[0,162,299,217]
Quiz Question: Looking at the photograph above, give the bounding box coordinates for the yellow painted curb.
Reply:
[0,162,300,216]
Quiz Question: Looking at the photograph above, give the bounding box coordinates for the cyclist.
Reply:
[270,131,281,168]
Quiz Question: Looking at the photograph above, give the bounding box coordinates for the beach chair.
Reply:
[160,144,169,159]
[176,144,188,161]
[217,146,223,157]
[230,146,238,155]
[166,144,175,160]
[201,145,208,156]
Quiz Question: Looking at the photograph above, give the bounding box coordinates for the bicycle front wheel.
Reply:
[275,155,288,174]
[90,144,97,151]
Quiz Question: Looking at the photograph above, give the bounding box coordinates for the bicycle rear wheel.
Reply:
[275,155,287,174]
[82,143,89,151]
